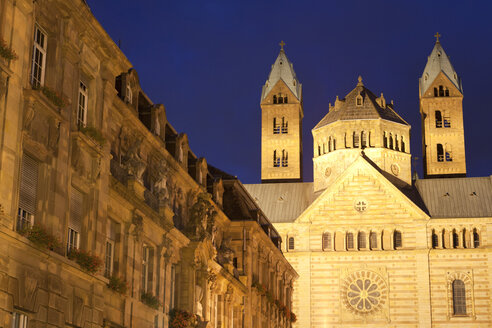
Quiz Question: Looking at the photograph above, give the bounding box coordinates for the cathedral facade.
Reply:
[246,38,492,327]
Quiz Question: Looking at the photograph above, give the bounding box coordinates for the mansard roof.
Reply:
[313,77,408,130]
[261,48,302,101]
[420,40,462,96]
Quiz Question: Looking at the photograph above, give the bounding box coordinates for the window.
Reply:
[346,233,354,250]
[473,229,480,248]
[383,132,388,148]
[344,133,349,148]
[434,87,438,97]
[389,133,393,149]
[358,232,366,249]
[68,188,83,253]
[31,25,47,87]
[361,131,367,148]
[462,228,467,249]
[105,219,117,278]
[77,81,88,128]
[318,145,321,156]
[439,85,444,97]
[393,230,402,249]
[394,134,399,151]
[432,230,438,248]
[353,132,359,148]
[435,111,443,128]
[273,118,280,134]
[356,95,363,106]
[452,280,466,315]
[446,144,453,162]
[445,88,449,97]
[401,136,405,153]
[369,232,377,250]
[437,144,444,162]
[288,237,294,250]
[273,95,277,104]
[142,245,154,293]
[126,84,133,104]
[452,230,459,248]
[322,232,331,251]
[273,150,280,167]
[442,230,447,249]
[12,312,28,328]
[281,150,288,167]
[443,112,451,128]
[333,138,336,150]
[281,117,288,134]
[17,154,38,231]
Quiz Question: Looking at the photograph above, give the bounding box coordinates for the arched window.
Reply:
[445,144,453,162]
[353,132,359,148]
[434,87,438,97]
[333,138,337,150]
[284,96,288,103]
[358,232,366,249]
[346,233,354,250]
[401,136,405,153]
[462,228,467,248]
[389,133,394,149]
[278,95,283,104]
[281,117,288,133]
[273,150,280,167]
[281,150,288,167]
[288,237,295,250]
[444,111,451,128]
[442,229,447,249]
[432,230,438,248]
[452,280,466,315]
[437,144,444,162]
[435,110,443,128]
[473,229,480,248]
[439,85,444,97]
[393,230,402,249]
[273,95,277,104]
[318,144,321,156]
[395,134,399,151]
[323,143,326,154]
[328,137,332,152]
[452,229,459,248]
[383,132,388,148]
[344,133,349,148]
[361,131,367,148]
[273,117,280,134]
[445,88,449,97]
[369,232,377,250]
[322,232,331,251]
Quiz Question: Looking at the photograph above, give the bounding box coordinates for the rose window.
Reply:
[342,270,387,314]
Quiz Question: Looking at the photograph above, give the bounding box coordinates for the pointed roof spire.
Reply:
[261,42,302,101]
[420,34,462,96]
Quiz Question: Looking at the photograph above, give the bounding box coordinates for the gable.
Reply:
[422,71,462,98]
[261,79,300,106]
[296,155,429,225]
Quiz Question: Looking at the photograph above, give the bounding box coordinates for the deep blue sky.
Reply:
[88,0,492,183]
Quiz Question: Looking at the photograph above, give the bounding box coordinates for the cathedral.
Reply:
[245,36,492,327]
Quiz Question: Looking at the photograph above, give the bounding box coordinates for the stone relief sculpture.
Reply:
[121,138,146,183]
[217,237,234,265]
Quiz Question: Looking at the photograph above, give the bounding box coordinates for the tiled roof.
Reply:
[415,177,492,218]
[313,79,408,130]
[243,182,316,223]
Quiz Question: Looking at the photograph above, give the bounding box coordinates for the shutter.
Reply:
[19,154,39,215]
[70,188,83,232]
[107,219,116,241]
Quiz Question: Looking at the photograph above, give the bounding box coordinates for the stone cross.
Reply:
[279,40,285,51]
[434,32,441,42]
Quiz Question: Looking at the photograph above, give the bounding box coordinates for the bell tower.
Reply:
[260,41,303,183]
[420,33,466,178]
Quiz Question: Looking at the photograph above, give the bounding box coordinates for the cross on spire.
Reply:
[434,32,441,43]
[279,40,285,51]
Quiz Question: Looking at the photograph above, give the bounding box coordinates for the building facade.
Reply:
[0,1,296,328]
[246,40,492,327]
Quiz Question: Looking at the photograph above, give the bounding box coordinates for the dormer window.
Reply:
[356,95,363,106]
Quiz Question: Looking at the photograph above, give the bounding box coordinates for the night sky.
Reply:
[87,0,492,183]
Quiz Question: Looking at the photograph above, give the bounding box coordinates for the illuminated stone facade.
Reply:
[248,39,492,327]
[0,1,296,328]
